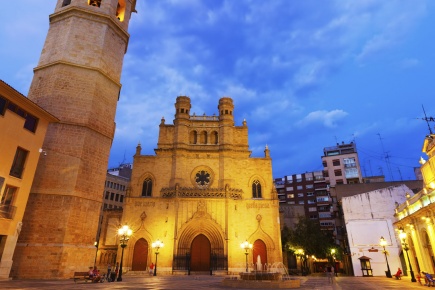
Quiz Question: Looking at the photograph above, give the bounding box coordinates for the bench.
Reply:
[425,273,435,287]
[72,271,91,283]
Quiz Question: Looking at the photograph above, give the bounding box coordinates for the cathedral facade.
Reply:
[111,96,282,274]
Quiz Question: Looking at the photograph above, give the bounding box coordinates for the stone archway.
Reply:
[132,238,148,271]
[253,239,267,270]
[190,234,211,271]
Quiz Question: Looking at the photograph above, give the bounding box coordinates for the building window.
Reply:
[62,0,71,6]
[110,192,114,200]
[296,185,303,190]
[296,174,302,182]
[105,191,109,199]
[334,169,342,176]
[287,201,295,204]
[286,186,293,191]
[252,180,262,198]
[120,195,124,203]
[115,194,119,202]
[10,147,28,178]
[323,171,329,177]
[308,207,317,212]
[89,0,101,7]
[306,184,313,189]
[286,176,293,183]
[297,193,304,197]
[142,178,153,197]
[307,192,314,196]
[287,194,294,199]
[298,200,305,205]
[0,186,17,219]
[332,159,340,166]
[322,161,327,167]
[307,200,316,204]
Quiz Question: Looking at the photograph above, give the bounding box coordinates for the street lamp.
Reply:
[296,249,305,275]
[117,225,132,282]
[399,228,416,282]
[152,239,164,276]
[240,240,253,272]
[93,241,98,268]
[330,249,337,276]
[380,236,392,278]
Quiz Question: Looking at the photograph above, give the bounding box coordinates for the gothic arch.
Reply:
[248,175,266,199]
[176,210,225,254]
[248,215,276,251]
[135,173,156,197]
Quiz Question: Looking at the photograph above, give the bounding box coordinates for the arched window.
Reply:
[190,131,198,144]
[116,1,126,21]
[89,0,101,7]
[211,131,218,144]
[252,180,262,198]
[62,0,71,7]
[199,131,207,144]
[142,178,152,197]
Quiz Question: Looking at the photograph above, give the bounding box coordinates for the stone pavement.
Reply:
[0,274,427,290]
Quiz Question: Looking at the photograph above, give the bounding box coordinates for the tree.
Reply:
[281,217,338,275]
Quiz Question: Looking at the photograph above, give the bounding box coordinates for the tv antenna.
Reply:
[421,105,434,134]
[377,133,394,181]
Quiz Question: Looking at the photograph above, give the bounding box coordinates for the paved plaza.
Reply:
[0,274,427,290]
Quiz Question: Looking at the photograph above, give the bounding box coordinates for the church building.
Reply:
[102,96,282,274]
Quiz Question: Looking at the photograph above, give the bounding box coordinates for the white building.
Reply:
[342,184,412,277]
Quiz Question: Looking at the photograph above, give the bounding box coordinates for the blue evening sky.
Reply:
[2,1,434,181]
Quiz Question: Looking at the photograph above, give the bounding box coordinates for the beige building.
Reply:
[394,134,435,277]
[101,96,282,274]
[0,80,58,279]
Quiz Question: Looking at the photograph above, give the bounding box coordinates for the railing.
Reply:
[190,115,219,121]
[0,204,16,219]
[161,187,243,199]
[172,248,227,271]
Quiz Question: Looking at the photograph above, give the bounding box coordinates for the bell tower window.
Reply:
[116,1,126,21]
[89,0,101,7]
[62,0,71,7]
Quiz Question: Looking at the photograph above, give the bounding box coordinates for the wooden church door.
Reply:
[132,238,148,271]
[190,234,211,271]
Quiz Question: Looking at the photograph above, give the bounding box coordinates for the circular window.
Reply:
[190,166,214,189]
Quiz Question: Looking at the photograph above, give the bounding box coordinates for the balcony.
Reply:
[0,204,16,219]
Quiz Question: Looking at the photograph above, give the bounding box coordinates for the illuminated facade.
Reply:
[102,96,282,274]
[394,134,435,276]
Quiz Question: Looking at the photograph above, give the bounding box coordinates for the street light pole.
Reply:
[152,239,164,276]
[399,228,416,282]
[380,236,392,278]
[240,240,252,272]
[117,225,132,282]
[93,241,98,268]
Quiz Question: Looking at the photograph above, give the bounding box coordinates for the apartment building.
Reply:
[0,80,58,279]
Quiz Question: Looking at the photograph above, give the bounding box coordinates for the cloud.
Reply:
[297,110,348,128]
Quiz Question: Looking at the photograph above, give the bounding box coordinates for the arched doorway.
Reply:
[190,234,211,271]
[132,238,148,271]
[253,239,267,270]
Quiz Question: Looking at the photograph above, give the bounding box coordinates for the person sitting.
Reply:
[424,272,435,287]
[393,267,402,279]
[92,267,101,283]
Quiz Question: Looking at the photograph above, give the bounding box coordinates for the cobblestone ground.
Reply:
[0,274,426,290]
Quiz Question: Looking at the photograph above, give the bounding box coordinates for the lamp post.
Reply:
[240,240,253,272]
[399,228,416,282]
[330,249,337,276]
[93,241,99,268]
[380,236,392,278]
[296,249,304,275]
[116,225,132,282]
[152,239,164,276]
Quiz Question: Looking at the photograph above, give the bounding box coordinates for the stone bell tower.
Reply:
[11,0,136,279]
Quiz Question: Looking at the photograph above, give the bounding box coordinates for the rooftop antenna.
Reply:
[377,133,394,181]
[422,105,434,134]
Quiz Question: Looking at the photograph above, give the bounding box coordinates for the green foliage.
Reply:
[281,217,337,259]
